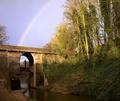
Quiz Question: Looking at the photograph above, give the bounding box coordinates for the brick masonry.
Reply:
[0,45,64,88]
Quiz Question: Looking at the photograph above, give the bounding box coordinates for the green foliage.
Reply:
[43,0,120,101]
[45,0,120,59]
[44,62,78,82]
[46,23,77,57]
[100,0,111,33]
[107,44,120,59]
[44,44,120,100]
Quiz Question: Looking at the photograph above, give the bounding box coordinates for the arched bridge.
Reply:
[0,45,63,89]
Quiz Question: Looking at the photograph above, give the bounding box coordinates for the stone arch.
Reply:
[20,52,34,68]
[0,45,63,89]
[19,52,35,88]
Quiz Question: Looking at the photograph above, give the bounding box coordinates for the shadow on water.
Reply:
[28,89,102,101]
[21,83,102,101]
[21,82,103,101]
[21,82,102,101]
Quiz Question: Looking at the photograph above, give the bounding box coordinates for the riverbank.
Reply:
[0,74,28,101]
[0,87,28,101]
[44,53,120,101]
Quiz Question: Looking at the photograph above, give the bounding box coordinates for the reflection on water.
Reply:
[21,82,28,89]
[21,82,101,101]
[20,81,29,97]
[29,89,102,101]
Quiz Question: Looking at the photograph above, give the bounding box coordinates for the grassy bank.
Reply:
[44,46,120,101]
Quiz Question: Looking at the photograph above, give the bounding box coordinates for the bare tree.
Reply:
[0,25,7,44]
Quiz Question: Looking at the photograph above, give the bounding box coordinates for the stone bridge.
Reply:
[0,45,63,89]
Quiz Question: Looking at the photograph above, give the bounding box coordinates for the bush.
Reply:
[43,43,120,101]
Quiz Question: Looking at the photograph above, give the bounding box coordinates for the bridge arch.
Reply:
[20,52,34,68]
[0,45,63,89]
[19,52,36,88]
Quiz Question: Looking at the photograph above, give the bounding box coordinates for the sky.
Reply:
[0,0,66,48]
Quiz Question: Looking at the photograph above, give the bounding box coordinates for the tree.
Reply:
[45,0,120,60]
[99,0,120,41]
[0,25,7,44]
[50,23,76,57]
[64,0,100,58]
[111,0,120,39]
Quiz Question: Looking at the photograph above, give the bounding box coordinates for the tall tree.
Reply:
[50,23,76,57]
[45,0,120,60]
[65,0,99,58]
[111,0,120,39]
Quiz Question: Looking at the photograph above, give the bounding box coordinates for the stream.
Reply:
[21,82,103,101]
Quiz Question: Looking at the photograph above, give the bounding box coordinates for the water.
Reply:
[29,89,101,101]
[21,82,101,101]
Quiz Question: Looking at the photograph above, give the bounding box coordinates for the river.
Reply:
[29,89,102,101]
[21,82,102,101]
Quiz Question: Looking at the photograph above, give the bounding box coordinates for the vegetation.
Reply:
[44,0,120,101]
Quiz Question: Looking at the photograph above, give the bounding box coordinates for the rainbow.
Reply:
[18,0,52,46]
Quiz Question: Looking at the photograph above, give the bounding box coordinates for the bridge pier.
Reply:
[33,63,36,88]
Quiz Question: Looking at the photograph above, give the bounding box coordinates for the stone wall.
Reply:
[0,50,8,74]
[8,52,21,78]
[0,45,63,88]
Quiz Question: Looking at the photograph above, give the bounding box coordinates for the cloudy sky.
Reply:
[0,0,66,47]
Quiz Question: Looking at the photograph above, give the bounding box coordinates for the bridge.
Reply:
[0,45,63,89]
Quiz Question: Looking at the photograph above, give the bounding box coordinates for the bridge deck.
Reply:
[0,45,57,54]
